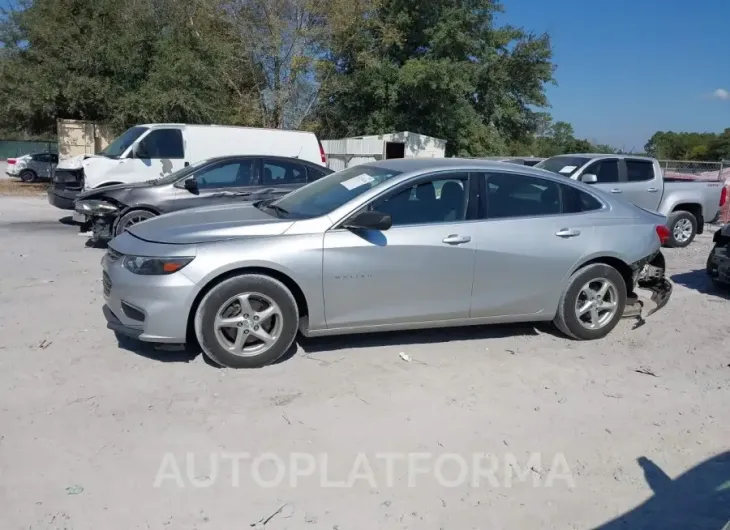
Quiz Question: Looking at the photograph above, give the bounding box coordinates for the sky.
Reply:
[500,0,730,151]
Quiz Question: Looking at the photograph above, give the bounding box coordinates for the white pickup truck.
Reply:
[535,154,728,247]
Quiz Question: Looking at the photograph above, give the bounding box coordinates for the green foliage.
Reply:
[644,130,730,161]
[312,0,555,156]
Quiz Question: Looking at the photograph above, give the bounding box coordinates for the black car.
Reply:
[707,224,730,287]
[74,155,333,243]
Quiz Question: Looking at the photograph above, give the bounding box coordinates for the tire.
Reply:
[666,211,697,248]
[194,274,299,368]
[553,263,627,341]
[19,169,38,183]
[113,209,156,237]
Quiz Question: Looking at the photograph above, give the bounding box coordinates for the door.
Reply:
[115,128,187,184]
[172,158,257,212]
[29,154,52,179]
[255,158,310,201]
[618,158,663,211]
[322,172,478,329]
[578,158,623,198]
[470,172,603,318]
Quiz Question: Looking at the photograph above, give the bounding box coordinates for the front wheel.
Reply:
[113,209,156,237]
[553,264,627,340]
[194,274,299,368]
[666,211,697,248]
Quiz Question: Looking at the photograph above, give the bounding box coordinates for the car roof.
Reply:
[357,157,566,179]
[201,154,327,167]
[557,153,656,162]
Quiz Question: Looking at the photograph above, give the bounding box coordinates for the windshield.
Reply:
[99,126,148,158]
[535,156,591,177]
[269,165,403,219]
[152,158,212,185]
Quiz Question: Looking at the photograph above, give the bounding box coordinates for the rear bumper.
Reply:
[47,187,79,210]
[631,251,673,317]
[706,243,730,285]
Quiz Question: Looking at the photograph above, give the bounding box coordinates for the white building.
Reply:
[321,131,447,171]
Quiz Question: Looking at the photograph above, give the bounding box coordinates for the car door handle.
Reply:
[556,228,581,238]
[647,187,659,192]
[610,188,622,193]
[442,234,471,245]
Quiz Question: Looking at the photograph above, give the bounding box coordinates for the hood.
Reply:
[56,153,108,170]
[127,202,295,245]
[77,180,152,200]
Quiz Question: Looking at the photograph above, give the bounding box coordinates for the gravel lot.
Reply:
[1,196,728,530]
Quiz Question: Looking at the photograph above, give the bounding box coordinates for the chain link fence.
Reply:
[0,140,57,160]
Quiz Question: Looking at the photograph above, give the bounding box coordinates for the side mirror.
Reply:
[343,210,392,231]
[133,143,149,159]
[581,173,598,184]
[183,177,198,193]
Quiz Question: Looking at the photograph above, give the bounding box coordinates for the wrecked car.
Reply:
[74,155,333,244]
[101,158,673,369]
[707,224,730,287]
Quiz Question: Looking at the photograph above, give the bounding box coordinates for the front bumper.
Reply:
[101,250,197,343]
[47,187,79,210]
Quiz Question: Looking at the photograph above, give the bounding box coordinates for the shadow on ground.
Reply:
[594,452,730,530]
[671,270,730,300]
[115,332,199,363]
[298,322,557,354]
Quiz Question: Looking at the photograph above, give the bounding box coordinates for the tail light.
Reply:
[720,186,727,207]
[7,158,16,165]
[318,140,326,165]
[656,225,670,245]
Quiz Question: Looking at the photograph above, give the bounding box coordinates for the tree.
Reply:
[313,0,555,156]
[644,130,728,161]
[0,0,262,137]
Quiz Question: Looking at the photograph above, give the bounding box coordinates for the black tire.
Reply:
[194,274,299,368]
[113,209,156,237]
[19,169,38,183]
[553,263,627,341]
[666,211,697,248]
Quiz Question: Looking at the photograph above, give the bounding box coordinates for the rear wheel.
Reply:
[666,211,697,248]
[19,169,38,183]
[554,263,627,340]
[114,209,156,236]
[194,274,299,368]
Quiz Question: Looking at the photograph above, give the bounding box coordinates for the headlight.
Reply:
[122,256,194,275]
[75,200,119,215]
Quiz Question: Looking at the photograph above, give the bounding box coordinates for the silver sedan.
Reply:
[102,158,673,368]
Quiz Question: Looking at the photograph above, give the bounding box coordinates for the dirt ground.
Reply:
[1,196,728,530]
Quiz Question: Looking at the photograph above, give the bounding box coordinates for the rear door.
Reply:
[254,158,311,201]
[469,171,603,318]
[618,158,662,211]
[172,157,257,211]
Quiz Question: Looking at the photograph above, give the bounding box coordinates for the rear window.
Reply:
[535,156,591,176]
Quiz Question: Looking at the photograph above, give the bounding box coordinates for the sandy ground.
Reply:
[0,197,728,530]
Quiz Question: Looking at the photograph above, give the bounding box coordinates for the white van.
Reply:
[48,123,327,210]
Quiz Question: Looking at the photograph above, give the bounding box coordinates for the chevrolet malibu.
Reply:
[102,158,673,369]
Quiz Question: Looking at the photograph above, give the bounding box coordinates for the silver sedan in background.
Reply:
[102,158,673,368]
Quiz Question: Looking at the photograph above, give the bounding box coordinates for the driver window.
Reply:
[583,159,619,183]
[370,173,469,226]
[195,160,254,190]
[137,129,184,159]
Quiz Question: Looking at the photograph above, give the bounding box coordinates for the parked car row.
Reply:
[33,122,730,369]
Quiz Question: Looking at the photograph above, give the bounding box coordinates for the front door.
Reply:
[470,171,603,318]
[110,128,187,184]
[172,158,258,212]
[322,172,477,329]
[579,158,623,199]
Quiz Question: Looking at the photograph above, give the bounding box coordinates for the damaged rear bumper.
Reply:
[627,251,672,318]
